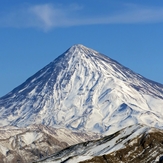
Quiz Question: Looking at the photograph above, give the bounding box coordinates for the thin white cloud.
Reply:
[29,4,63,29]
[0,3,163,31]
[106,5,163,24]
[0,3,81,30]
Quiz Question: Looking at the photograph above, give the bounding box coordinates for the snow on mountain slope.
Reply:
[35,124,163,163]
[0,44,163,134]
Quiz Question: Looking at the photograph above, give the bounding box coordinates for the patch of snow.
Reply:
[21,132,43,145]
[0,144,9,156]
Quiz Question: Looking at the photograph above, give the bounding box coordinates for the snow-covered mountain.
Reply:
[0,44,163,134]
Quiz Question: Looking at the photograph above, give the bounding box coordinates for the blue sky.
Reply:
[0,0,163,97]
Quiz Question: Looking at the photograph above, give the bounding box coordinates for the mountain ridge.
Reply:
[34,124,163,163]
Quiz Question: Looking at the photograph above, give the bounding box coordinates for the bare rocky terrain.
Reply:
[80,128,163,163]
[0,125,99,163]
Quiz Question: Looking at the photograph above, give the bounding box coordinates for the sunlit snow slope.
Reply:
[0,44,163,134]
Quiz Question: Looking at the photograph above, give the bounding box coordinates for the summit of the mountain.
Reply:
[67,44,96,52]
[57,44,96,59]
[0,45,163,135]
[69,44,88,50]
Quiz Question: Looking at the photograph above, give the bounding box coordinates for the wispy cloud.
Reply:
[0,3,83,30]
[104,4,163,24]
[0,3,163,31]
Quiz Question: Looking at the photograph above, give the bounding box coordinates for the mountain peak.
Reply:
[71,44,85,48]
[66,44,98,57]
[70,44,88,50]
